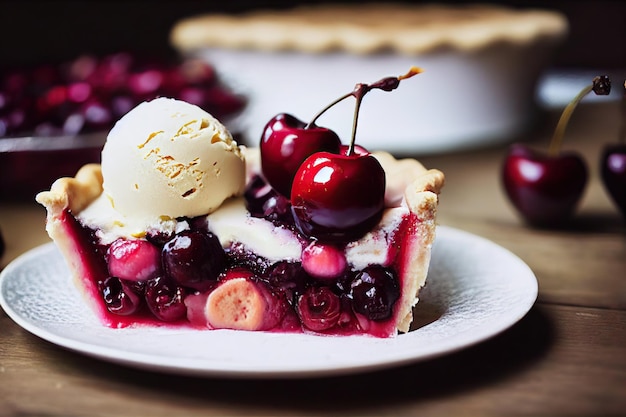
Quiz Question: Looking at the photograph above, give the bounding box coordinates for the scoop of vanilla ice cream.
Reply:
[101,97,245,221]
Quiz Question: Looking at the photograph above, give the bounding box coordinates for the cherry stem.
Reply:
[347,86,365,156]
[306,92,353,129]
[347,67,422,155]
[548,84,592,156]
[548,75,611,156]
[306,66,423,133]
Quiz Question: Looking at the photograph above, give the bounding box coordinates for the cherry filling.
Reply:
[61,174,415,337]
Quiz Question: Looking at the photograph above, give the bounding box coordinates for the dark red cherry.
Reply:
[291,151,385,241]
[162,230,226,291]
[144,276,187,322]
[350,266,400,321]
[101,277,144,316]
[502,144,587,226]
[260,113,342,197]
[502,75,611,227]
[601,144,626,218]
[266,261,309,304]
[244,174,293,224]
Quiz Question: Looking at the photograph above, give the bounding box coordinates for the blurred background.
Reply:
[0,0,624,71]
[1,0,624,199]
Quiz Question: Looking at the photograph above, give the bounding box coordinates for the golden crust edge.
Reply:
[397,167,444,333]
[170,4,568,55]
[370,150,444,334]
[35,163,104,218]
[35,164,106,317]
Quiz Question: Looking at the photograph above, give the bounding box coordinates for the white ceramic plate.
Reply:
[0,226,537,378]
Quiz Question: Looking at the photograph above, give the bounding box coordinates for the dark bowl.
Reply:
[0,133,106,202]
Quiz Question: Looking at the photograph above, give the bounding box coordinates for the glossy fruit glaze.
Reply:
[58,174,418,337]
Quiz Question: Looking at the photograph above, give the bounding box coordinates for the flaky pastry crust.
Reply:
[373,151,444,332]
[170,3,567,55]
[36,163,103,216]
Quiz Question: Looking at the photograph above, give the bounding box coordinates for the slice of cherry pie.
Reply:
[36,95,443,338]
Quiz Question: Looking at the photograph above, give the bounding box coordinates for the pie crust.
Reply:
[36,149,444,334]
[170,3,568,54]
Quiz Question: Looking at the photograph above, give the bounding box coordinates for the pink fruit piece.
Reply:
[301,241,347,279]
[184,292,211,328]
[107,238,161,281]
[205,268,286,331]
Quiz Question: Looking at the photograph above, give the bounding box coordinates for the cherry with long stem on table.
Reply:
[502,75,611,227]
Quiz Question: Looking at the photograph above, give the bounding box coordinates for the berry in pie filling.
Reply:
[36,73,444,337]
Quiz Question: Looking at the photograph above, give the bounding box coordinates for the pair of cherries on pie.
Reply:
[260,68,420,241]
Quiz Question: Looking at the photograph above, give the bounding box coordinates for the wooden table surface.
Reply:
[1,101,624,416]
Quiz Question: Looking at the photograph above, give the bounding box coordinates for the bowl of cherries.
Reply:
[0,52,246,201]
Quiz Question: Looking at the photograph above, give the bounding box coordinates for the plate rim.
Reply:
[0,225,538,378]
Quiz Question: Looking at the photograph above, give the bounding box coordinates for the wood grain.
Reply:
[1,305,624,416]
